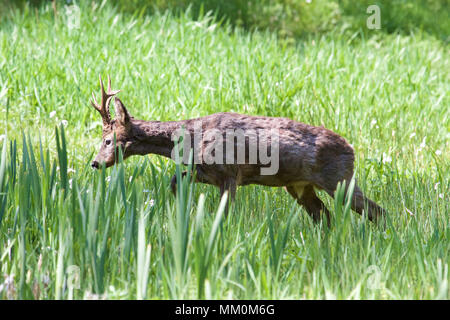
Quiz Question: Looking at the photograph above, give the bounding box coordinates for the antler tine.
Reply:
[105,75,120,117]
[91,74,120,126]
[105,96,114,121]
[90,92,100,111]
[106,74,120,95]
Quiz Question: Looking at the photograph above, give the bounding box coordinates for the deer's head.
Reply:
[90,75,136,169]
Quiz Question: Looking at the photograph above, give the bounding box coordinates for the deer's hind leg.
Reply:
[319,176,386,222]
[347,184,385,222]
[285,183,331,226]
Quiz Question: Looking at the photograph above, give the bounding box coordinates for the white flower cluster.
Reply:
[49,110,68,127]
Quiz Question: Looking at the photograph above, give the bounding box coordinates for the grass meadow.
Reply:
[0,1,448,299]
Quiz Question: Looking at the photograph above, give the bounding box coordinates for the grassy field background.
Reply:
[0,1,448,299]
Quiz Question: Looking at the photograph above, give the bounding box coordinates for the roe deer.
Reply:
[90,76,385,224]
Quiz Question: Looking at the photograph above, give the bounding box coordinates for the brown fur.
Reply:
[91,80,385,224]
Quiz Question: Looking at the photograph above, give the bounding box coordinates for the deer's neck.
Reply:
[131,119,186,159]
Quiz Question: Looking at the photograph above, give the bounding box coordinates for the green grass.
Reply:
[0,2,448,299]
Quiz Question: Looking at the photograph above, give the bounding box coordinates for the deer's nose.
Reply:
[91,161,99,169]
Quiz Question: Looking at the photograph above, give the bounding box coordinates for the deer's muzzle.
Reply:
[91,160,100,169]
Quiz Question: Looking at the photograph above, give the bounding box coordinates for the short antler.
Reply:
[90,75,120,127]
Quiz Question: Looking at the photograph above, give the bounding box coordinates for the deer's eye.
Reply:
[105,139,112,146]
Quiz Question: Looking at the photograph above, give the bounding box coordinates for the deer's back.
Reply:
[182,112,355,187]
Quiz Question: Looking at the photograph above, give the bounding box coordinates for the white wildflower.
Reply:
[106,176,111,182]
[419,137,426,149]
[325,290,336,300]
[60,120,68,127]
[107,285,128,299]
[438,193,444,199]
[371,119,377,126]
[382,153,392,164]
[50,111,56,118]
[434,182,440,190]
[145,199,155,207]
[435,150,442,156]
[68,168,76,174]
[409,132,416,138]
[83,291,105,300]
[202,85,216,91]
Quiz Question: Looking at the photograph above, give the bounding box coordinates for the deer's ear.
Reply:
[114,98,131,126]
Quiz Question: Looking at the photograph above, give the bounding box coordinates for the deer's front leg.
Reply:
[170,167,211,195]
[170,171,187,195]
